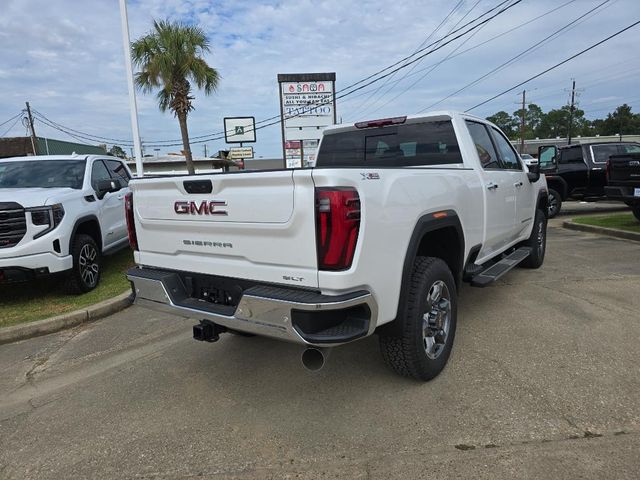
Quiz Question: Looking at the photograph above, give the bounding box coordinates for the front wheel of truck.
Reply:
[379,257,457,381]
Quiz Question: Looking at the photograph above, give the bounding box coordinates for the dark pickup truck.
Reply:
[605,152,640,221]
[538,142,640,217]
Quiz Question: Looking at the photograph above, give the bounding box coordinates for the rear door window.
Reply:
[591,144,620,163]
[559,146,583,164]
[105,159,131,186]
[490,127,522,170]
[466,121,500,170]
[621,144,640,154]
[316,120,462,167]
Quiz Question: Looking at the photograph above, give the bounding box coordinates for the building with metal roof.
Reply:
[0,136,106,158]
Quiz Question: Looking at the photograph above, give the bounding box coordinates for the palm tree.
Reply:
[132,20,219,175]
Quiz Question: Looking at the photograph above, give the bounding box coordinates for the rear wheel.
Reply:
[66,234,101,294]
[379,257,457,381]
[520,209,547,269]
[632,205,640,222]
[547,188,562,218]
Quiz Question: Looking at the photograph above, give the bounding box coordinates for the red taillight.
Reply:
[355,116,406,129]
[125,192,138,251]
[315,188,361,271]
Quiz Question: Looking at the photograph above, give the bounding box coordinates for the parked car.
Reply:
[604,152,640,221]
[538,141,640,218]
[0,154,132,292]
[520,153,537,167]
[125,111,548,381]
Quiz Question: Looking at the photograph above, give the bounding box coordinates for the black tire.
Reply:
[66,234,101,294]
[520,209,547,269]
[547,188,562,218]
[632,206,640,222]
[379,257,457,381]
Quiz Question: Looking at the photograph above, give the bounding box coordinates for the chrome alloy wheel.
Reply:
[422,280,451,360]
[548,194,558,217]
[536,220,545,257]
[79,244,99,287]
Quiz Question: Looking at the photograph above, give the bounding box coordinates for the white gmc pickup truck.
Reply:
[126,111,548,381]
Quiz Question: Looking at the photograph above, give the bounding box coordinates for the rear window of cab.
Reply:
[316,120,462,167]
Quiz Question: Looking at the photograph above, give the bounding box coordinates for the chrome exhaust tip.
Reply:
[301,347,329,372]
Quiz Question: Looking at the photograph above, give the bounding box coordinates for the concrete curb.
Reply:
[0,291,133,345]
[563,220,640,242]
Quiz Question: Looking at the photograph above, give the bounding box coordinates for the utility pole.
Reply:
[567,79,576,145]
[519,90,526,154]
[25,102,38,155]
[203,144,207,157]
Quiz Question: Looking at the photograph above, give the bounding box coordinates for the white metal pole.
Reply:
[119,0,144,176]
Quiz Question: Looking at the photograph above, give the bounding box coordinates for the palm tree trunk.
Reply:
[177,111,195,175]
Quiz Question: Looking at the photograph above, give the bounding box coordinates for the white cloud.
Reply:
[0,0,639,157]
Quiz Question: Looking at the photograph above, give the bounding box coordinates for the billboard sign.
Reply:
[223,117,256,143]
[278,73,336,168]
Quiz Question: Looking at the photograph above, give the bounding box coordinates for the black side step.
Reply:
[470,247,531,287]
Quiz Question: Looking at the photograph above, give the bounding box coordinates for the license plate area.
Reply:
[634,188,640,197]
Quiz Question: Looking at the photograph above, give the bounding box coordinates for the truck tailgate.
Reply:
[608,153,640,185]
[130,170,319,288]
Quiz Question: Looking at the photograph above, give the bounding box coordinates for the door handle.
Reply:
[514,181,523,188]
[487,182,499,191]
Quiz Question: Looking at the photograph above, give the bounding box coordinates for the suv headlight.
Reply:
[28,204,65,239]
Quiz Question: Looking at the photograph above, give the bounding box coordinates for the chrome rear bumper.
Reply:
[127,267,377,346]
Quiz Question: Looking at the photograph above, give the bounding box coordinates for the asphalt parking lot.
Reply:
[1,206,639,479]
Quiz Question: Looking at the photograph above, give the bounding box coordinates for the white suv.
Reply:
[0,154,132,293]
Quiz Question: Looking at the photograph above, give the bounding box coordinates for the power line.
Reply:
[345,0,468,121]
[466,19,640,112]
[1,115,24,137]
[360,0,486,120]
[32,109,134,145]
[418,0,612,113]
[0,112,23,129]
[340,0,577,113]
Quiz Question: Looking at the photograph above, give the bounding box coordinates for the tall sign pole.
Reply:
[119,0,144,176]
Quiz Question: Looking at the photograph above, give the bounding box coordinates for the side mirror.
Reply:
[527,162,540,183]
[538,145,558,171]
[96,179,121,198]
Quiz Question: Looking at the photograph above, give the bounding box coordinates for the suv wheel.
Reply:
[632,205,640,223]
[520,209,547,269]
[547,188,562,218]
[66,234,101,294]
[379,257,457,381]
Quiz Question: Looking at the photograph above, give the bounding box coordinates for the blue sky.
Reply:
[1,0,639,158]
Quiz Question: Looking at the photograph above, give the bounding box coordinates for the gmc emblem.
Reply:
[175,200,228,216]
[629,160,640,167]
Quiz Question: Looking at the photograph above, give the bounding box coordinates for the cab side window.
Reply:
[106,159,131,186]
[466,121,500,169]
[559,146,583,164]
[490,128,522,170]
[91,160,112,191]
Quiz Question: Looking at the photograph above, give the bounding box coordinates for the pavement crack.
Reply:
[23,328,83,384]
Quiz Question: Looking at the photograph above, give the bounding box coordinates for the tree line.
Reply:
[486,103,640,141]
